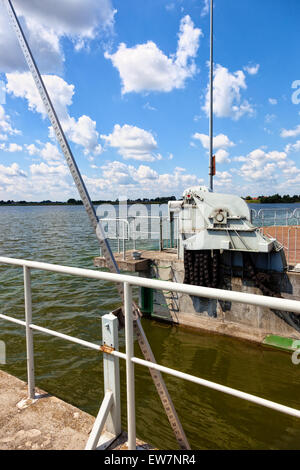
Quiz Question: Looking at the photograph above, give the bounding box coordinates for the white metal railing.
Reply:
[1,256,300,450]
[251,208,300,227]
[99,215,180,258]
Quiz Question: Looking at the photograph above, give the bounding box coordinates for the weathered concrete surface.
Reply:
[94,251,150,272]
[0,370,94,450]
[0,370,153,451]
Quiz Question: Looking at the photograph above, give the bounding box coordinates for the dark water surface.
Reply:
[1,205,300,449]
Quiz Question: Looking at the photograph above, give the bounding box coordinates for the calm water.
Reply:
[1,204,300,450]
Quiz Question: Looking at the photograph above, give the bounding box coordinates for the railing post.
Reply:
[117,220,120,254]
[123,220,126,261]
[133,218,137,251]
[124,282,136,450]
[23,266,35,399]
[159,215,163,251]
[170,213,174,249]
[102,313,121,437]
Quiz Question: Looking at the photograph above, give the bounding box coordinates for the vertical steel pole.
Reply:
[159,216,163,251]
[123,221,126,261]
[124,282,136,450]
[134,218,137,251]
[209,0,214,191]
[23,266,35,399]
[118,220,121,254]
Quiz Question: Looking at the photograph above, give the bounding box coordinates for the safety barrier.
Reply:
[1,256,300,450]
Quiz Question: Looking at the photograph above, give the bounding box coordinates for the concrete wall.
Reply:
[147,259,300,344]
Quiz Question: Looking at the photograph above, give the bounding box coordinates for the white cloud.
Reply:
[285,140,300,154]
[6,72,102,156]
[0,158,73,201]
[192,132,234,164]
[243,64,260,75]
[30,162,68,177]
[0,162,26,179]
[0,142,22,152]
[101,124,159,162]
[203,64,255,120]
[0,0,116,73]
[68,115,103,156]
[25,143,40,156]
[192,133,235,150]
[40,142,62,164]
[280,125,300,138]
[269,98,278,105]
[215,149,230,163]
[201,0,209,17]
[237,148,288,182]
[83,160,204,199]
[0,104,20,139]
[105,15,202,94]
[214,170,232,184]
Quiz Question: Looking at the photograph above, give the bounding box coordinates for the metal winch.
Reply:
[169,186,286,282]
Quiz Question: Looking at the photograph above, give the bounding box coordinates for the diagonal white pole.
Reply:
[3,0,190,450]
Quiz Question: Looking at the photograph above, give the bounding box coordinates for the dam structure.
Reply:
[94,196,300,350]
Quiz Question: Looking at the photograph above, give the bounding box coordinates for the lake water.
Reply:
[1,204,300,449]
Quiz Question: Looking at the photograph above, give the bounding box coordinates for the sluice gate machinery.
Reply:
[169,186,287,290]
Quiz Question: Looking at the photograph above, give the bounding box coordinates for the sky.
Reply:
[0,0,300,201]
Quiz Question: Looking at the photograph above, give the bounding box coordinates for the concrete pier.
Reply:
[0,370,153,450]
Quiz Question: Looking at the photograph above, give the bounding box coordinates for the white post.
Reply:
[159,215,163,251]
[23,266,35,399]
[102,313,121,437]
[123,220,126,261]
[124,282,136,450]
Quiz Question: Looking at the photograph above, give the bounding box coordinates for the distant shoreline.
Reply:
[1,195,300,206]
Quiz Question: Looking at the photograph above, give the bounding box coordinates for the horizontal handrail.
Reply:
[2,255,300,450]
[1,256,300,314]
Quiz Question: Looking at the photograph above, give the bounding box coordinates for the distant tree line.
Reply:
[0,196,177,206]
[244,194,300,204]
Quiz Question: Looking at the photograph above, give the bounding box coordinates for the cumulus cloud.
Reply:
[269,98,278,105]
[280,125,300,138]
[0,0,116,73]
[192,133,235,150]
[192,132,234,163]
[25,141,63,165]
[203,64,255,120]
[214,170,232,188]
[285,140,300,154]
[214,149,230,164]
[30,161,68,177]
[6,72,102,156]
[101,124,159,162]
[0,162,26,179]
[238,148,288,182]
[83,161,204,199]
[0,104,21,140]
[0,142,22,152]
[105,15,202,94]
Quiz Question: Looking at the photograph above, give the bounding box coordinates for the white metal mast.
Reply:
[3,0,190,450]
[209,0,214,191]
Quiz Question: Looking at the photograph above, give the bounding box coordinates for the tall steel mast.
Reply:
[3,0,190,450]
[209,0,214,191]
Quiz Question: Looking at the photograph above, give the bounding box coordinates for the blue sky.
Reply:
[0,0,300,201]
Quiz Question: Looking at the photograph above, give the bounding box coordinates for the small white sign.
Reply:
[0,340,6,365]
